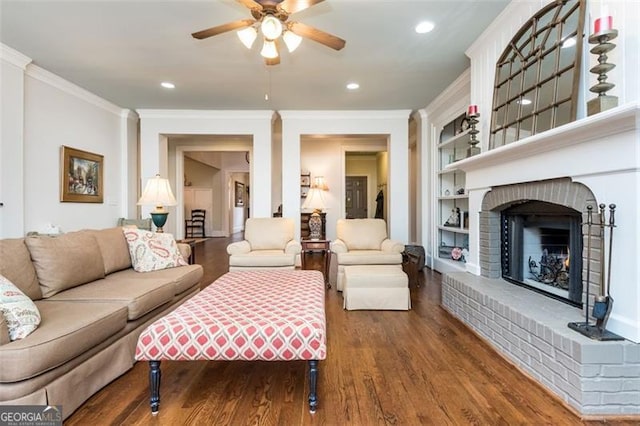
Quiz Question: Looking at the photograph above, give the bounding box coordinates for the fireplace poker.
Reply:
[593,204,615,335]
[583,205,593,325]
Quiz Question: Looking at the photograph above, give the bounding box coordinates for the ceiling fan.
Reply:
[192,0,346,65]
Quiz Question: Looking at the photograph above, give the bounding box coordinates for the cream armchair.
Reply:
[331,218,405,291]
[227,218,302,270]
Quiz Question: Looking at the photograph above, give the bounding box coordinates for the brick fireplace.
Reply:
[440,104,640,415]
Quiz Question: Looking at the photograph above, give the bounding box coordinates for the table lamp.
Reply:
[301,187,326,240]
[137,174,177,233]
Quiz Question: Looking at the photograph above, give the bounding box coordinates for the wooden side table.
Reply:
[176,239,197,264]
[301,239,331,288]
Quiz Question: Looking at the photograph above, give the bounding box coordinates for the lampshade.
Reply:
[302,187,326,212]
[261,15,283,40]
[313,176,329,191]
[282,30,302,52]
[137,174,177,211]
[260,39,279,59]
[237,26,257,49]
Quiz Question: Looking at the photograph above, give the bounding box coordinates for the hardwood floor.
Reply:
[67,236,636,425]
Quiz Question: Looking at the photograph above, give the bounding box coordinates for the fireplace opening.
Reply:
[501,201,583,306]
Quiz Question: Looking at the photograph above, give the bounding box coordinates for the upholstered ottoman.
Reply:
[343,265,411,310]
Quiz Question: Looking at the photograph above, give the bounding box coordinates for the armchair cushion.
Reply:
[245,218,295,250]
[336,218,388,250]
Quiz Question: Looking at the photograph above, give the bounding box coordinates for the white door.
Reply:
[184,187,214,237]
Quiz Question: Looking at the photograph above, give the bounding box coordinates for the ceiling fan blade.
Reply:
[279,0,324,14]
[236,0,262,10]
[192,19,255,40]
[289,21,345,50]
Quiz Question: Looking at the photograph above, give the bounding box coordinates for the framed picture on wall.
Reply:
[235,181,245,207]
[60,145,104,203]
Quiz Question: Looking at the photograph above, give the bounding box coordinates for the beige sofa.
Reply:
[331,219,405,291]
[227,218,302,270]
[0,227,203,419]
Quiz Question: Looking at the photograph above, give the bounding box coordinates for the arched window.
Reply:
[490,0,586,149]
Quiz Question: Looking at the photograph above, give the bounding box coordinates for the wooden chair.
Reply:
[184,209,206,238]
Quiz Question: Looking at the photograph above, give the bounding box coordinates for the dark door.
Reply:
[345,176,368,218]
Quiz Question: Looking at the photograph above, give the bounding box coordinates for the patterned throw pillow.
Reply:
[123,228,188,273]
[0,274,41,341]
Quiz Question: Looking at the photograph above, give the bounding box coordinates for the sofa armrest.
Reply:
[177,243,192,262]
[285,240,302,255]
[227,240,251,255]
[331,239,348,254]
[0,315,9,346]
[381,239,405,254]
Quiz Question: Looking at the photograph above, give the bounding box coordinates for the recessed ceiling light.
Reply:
[561,37,576,48]
[346,82,360,90]
[161,82,175,89]
[518,98,532,105]
[415,21,434,34]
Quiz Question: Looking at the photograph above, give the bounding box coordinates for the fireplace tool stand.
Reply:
[568,204,624,341]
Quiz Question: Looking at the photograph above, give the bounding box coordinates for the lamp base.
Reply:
[308,212,322,240]
[150,212,169,233]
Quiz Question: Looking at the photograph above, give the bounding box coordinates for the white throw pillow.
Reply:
[0,274,41,341]
[123,228,188,272]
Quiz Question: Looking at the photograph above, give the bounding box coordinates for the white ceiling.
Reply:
[0,0,510,112]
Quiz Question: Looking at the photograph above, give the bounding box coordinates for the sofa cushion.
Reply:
[25,232,106,298]
[0,238,42,300]
[245,218,294,250]
[336,219,388,250]
[0,300,127,382]
[90,227,132,274]
[106,264,203,296]
[123,229,188,272]
[228,250,295,268]
[0,275,41,340]
[46,278,175,321]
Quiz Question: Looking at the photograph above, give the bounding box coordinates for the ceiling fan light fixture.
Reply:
[237,26,258,49]
[261,15,283,40]
[260,39,279,59]
[282,30,302,52]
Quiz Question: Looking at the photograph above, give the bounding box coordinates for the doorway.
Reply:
[345,176,368,218]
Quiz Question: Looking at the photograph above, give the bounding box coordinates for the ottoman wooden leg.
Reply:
[149,360,162,415]
[308,359,319,413]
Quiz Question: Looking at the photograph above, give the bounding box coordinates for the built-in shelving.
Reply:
[435,113,470,272]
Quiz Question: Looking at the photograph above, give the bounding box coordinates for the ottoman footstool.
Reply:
[343,265,411,310]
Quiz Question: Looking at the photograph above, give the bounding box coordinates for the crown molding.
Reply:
[278,110,412,120]
[136,109,275,120]
[25,64,123,116]
[0,44,32,69]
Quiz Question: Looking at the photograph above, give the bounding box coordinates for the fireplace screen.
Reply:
[501,201,582,306]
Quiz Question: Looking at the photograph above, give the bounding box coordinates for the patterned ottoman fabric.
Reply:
[136,270,326,362]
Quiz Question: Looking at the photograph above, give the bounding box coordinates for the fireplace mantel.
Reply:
[446,102,639,179]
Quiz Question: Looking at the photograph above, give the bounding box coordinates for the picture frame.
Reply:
[235,181,245,207]
[301,186,310,198]
[60,145,104,203]
[300,173,311,186]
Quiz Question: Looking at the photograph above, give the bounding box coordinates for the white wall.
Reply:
[0,45,30,238]
[1,44,134,235]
